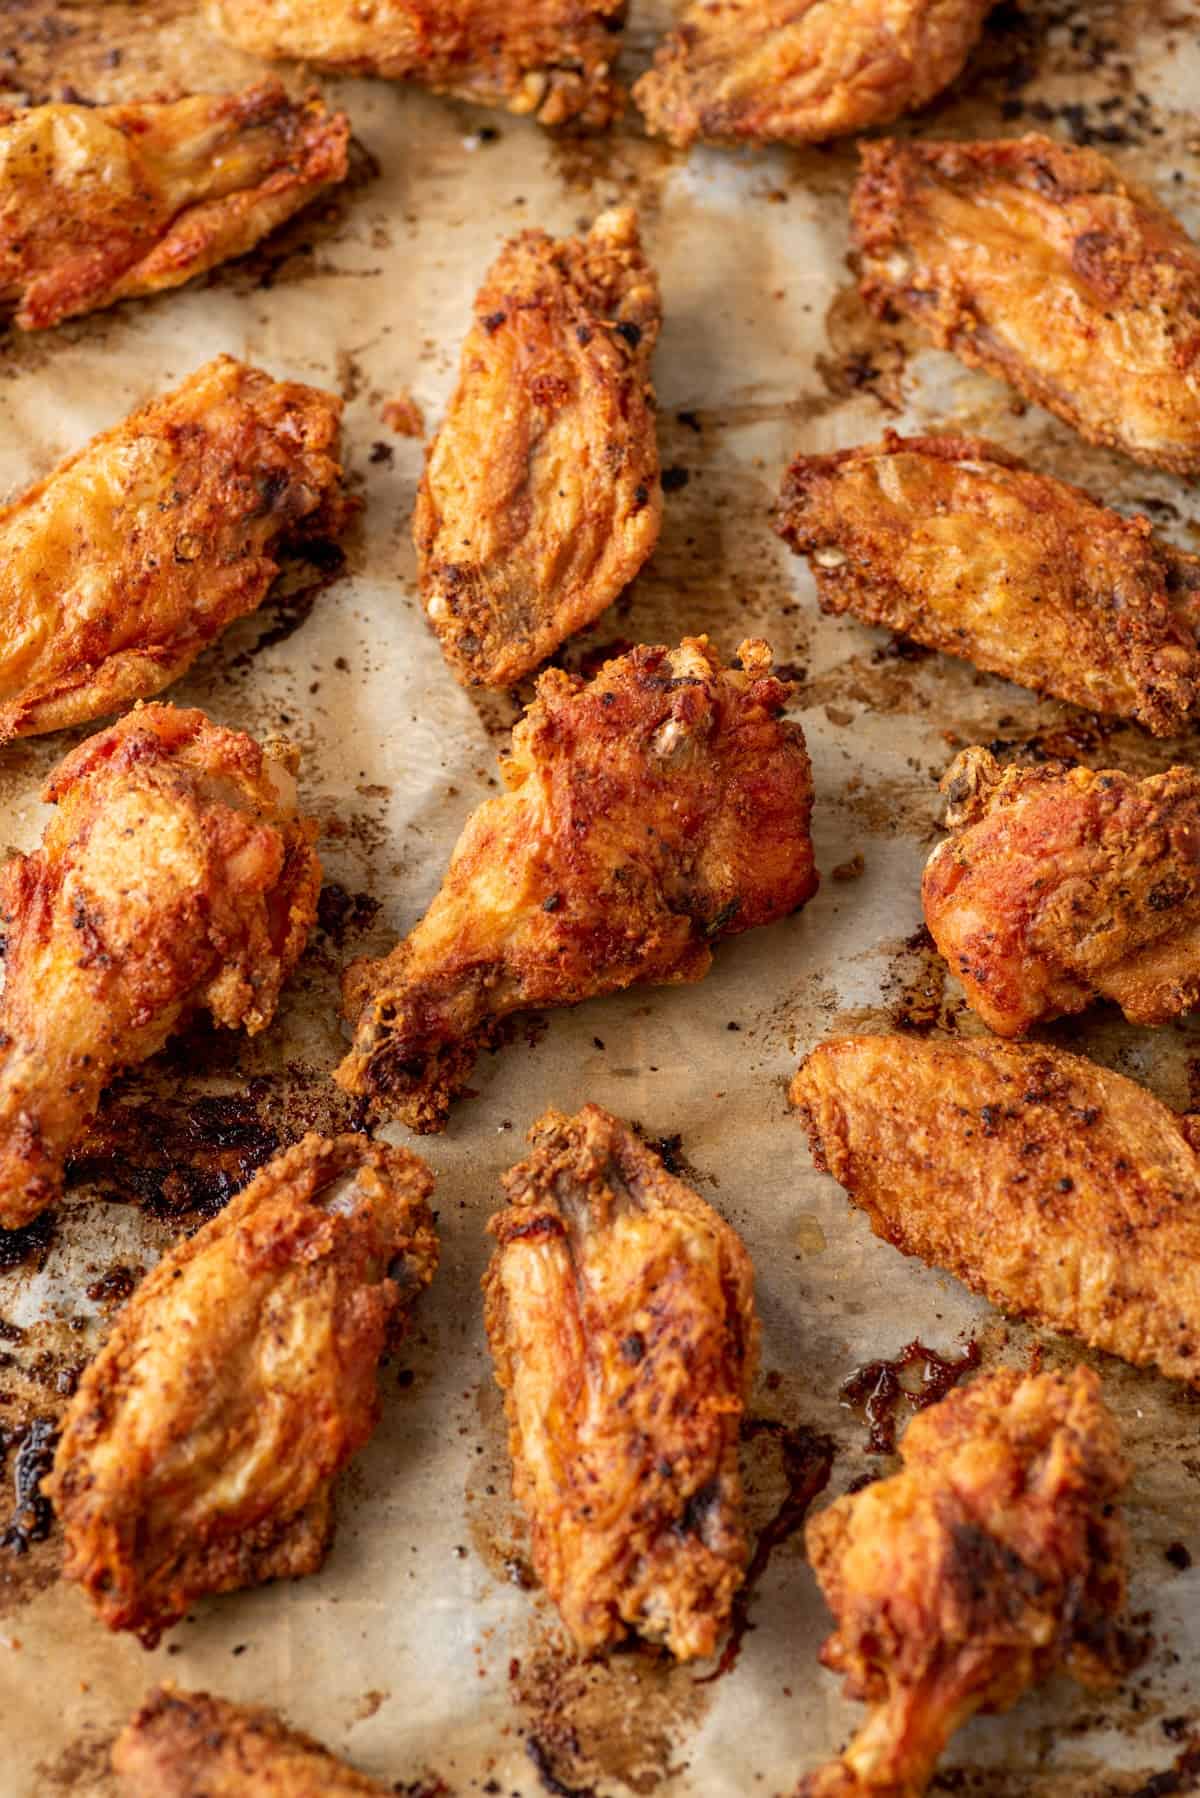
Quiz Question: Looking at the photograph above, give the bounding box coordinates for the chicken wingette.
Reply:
[483,1105,758,1658]
[336,637,819,1131]
[415,206,661,688]
[0,704,320,1232]
[48,1133,438,1648]
[0,83,348,332]
[802,1366,1128,1797]
[791,1034,1200,1388]
[853,134,1200,475]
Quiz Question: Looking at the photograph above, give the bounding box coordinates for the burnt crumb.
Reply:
[645,1133,683,1177]
[1165,1541,1193,1572]
[0,1416,58,1555]
[676,410,702,433]
[246,540,349,656]
[0,1210,56,1273]
[841,1339,981,1455]
[84,1263,142,1309]
[316,882,383,949]
[661,466,690,493]
[832,853,865,882]
[368,440,395,466]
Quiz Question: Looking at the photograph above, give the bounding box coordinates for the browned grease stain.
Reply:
[814,278,920,416]
[0,1315,92,1616]
[840,1338,982,1455]
[32,1724,120,1798]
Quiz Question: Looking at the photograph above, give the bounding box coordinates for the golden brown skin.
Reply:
[634,0,991,150]
[924,748,1200,1036]
[801,1366,1128,1797]
[483,1105,759,1658]
[48,1133,438,1649]
[792,1035,1200,1389]
[0,83,348,332]
[114,1685,392,1795]
[774,432,1200,737]
[336,637,818,1131]
[853,134,1200,475]
[415,206,661,688]
[0,354,353,743]
[206,0,625,129]
[0,705,320,1232]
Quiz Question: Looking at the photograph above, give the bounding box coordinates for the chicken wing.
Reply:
[336,637,818,1130]
[48,1132,438,1647]
[0,83,348,333]
[0,704,320,1232]
[415,206,661,688]
[791,1034,1200,1388]
[924,747,1200,1035]
[206,0,625,129]
[483,1105,758,1657]
[114,1685,392,1795]
[634,0,992,150]
[0,354,352,743]
[853,134,1200,474]
[774,432,1200,737]
[802,1366,1128,1797]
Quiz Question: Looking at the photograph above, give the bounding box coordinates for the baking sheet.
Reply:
[2,3,1200,1792]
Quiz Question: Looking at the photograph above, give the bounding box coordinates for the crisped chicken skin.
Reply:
[48,1133,438,1647]
[114,1685,393,1795]
[483,1105,758,1657]
[792,1035,1200,1389]
[0,83,348,332]
[802,1367,1128,1797]
[853,134,1200,474]
[0,705,320,1231]
[634,0,991,149]
[336,637,818,1130]
[0,355,352,743]
[206,0,625,129]
[925,748,1200,1035]
[415,206,661,688]
[774,432,1200,737]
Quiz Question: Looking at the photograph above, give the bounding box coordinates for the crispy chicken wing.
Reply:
[0,354,352,743]
[415,206,661,688]
[336,637,818,1130]
[853,134,1200,474]
[802,1366,1128,1797]
[792,1034,1200,1389]
[634,0,992,150]
[924,747,1200,1035]
[114,1685,392,1795]
[48,1133,438,1647]
[0,83,348,332]
[483,1105,758,1657]
[0,704,320,1232]
[206,0,625,129]
[774,432,1200,737]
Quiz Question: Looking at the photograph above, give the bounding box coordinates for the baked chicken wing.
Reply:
[48,1132,438,1647]
[802,1366,1128,1797]
[415,205,661,688]
[336,637,818,1130]
[791,1034,1200,1389]
[924,747,1200,1035]
[483,1105,758,1657]
[114,1685,392,1795]
[774,432,1200,737]
[853,134,1200,475]
[0,83,348,333]
[634,0,992,150]
[206,0,625,129]
[0,704,320,1232]
[0,354,352,743]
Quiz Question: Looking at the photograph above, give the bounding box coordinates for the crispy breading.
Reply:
[113,1685,392,1795]
[206,0,625,129]
[336,637,818,1131]
[853,134,1200,474]
[48,1133,438,1648]
[774,431,1200,737]
[0,83,348,332]
[634,0,991,149]
[483,1105,758,1658]
[415,206,661,688]
[0,705,320,1231]
[801,1367,1128,1796]
[0,355,353,743]
[791,1034,1200,1389]
[924,748,1200,1035]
